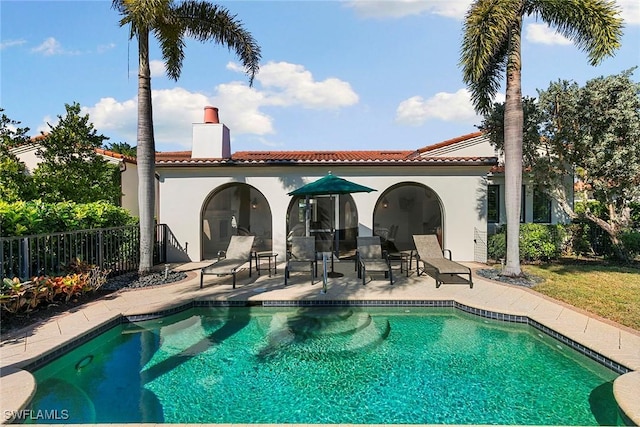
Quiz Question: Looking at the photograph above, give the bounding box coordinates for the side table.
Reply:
[388,250,413,277]
[256,251,278,276]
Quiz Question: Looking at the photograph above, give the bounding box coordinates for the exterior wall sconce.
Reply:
[382,197,389,208]
[251,198,258,209]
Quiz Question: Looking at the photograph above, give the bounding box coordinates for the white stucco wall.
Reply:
[156,165,490,263]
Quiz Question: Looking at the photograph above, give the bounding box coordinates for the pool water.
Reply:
[28,307,621,425]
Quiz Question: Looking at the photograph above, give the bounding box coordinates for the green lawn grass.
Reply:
[522,260,640,332]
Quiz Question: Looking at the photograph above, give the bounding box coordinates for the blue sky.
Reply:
[1,0,639,153]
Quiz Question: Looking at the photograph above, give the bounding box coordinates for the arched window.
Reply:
[201,184,271,259]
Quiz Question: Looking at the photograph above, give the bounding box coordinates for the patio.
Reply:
[1,258,639,425]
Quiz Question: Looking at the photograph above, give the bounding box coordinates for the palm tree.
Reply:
[460,0,622,276]
[112,0,261,274]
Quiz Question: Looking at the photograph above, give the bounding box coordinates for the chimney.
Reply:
[204,106,219,124]
[192,106,231,159]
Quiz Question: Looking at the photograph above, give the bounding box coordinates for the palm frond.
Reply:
[460,0,521,113]
[173,1,261,85]
[154,19,186,80]
[532,0,623,66]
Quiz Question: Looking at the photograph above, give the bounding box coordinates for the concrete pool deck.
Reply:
[1,259,639,426]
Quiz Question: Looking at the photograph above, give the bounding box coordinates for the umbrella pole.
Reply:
[327,195,343,278]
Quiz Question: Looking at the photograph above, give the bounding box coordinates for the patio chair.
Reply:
[356,236,393,286]
[200,235,255,289]
[412,234,472,288]
[285,236,318,286]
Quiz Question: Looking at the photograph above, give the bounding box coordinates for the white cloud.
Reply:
[31,37,64,56]
[82,89,211,149]
[149,60,166,78]
[1,39,26,50]
[525,23,571,45]
[80,61,358,150]
[395,88,505,126]
[212,82,274,135]
[31,37,82,56]
[345,0,471,20]
[618,0,640,25]
[230,61,359,109]
[97,43,116,54]
[81,86,273,149]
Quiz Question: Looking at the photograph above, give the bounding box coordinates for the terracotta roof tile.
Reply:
[95,148,136,163]
[154,132,499,166]
[154,149,496,166]
[416,131,484,154]
[232,150,415,161]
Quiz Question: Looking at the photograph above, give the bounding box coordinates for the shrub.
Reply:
[0,200,136,237]
[519,224,562,261]
[488,231,506,261]
[0,267,109,314]
[620,231,640,260]
[487,224,564,262]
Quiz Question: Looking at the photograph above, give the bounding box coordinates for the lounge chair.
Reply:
[200,235,255,289]
[285,236,318,286]
[413,234,472,288]
[356,236,393,286]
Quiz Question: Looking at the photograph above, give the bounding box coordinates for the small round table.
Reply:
[256,251,278,276]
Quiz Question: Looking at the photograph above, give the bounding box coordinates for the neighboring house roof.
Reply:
[12,136,136,161]
[94,148,137,164]
[416,132,486,156]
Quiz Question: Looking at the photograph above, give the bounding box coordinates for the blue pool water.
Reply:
[28,307,621,425]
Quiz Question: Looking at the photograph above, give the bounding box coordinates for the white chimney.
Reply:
[191,106,231,159]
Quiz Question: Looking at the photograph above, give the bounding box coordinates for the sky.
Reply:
[1,0,639,153]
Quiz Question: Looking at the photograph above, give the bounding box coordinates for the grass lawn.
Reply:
[523,260,640,332]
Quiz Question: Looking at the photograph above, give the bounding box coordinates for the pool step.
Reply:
[256,311,390,359]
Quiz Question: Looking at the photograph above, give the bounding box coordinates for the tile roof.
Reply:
[95,148,136,163]
[416,131,484,154]
[233,150,415,161]
[154,149,496,166]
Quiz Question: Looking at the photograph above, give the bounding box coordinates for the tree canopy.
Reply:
[460,0,623,275]
[0,110,36,202]
[481,69,640,260]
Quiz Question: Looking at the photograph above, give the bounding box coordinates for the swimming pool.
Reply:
[28,306,622,425]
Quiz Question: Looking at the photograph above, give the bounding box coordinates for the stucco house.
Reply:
[153,106,570,265]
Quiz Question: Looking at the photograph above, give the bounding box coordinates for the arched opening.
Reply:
[373,183,443,252]
[201,183,272,260]
[286,194,358,258]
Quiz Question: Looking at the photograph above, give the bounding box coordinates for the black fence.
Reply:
[1,224,170,280]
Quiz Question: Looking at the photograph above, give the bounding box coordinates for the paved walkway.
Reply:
[1,259,639,425]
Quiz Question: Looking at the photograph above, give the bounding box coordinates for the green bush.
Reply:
[563,223,592,256]
[488,230,506,260]
[0,200,136,237]
[620,231,640,260]
[487,224,564,262]
[519,224,563,261]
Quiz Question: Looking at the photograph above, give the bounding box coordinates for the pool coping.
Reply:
[1,264,639,425]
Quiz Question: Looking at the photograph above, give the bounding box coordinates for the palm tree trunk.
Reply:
[502,17,524,277]
[137,28,156,275]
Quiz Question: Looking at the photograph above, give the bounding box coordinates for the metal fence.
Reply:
[1,224,169,280]
[473,228,488,264]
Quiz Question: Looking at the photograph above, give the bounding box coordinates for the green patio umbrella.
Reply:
[288,173,376,277]
[288,173,377,197]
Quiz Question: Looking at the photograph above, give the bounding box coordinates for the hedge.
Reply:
[0,200,136,237]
